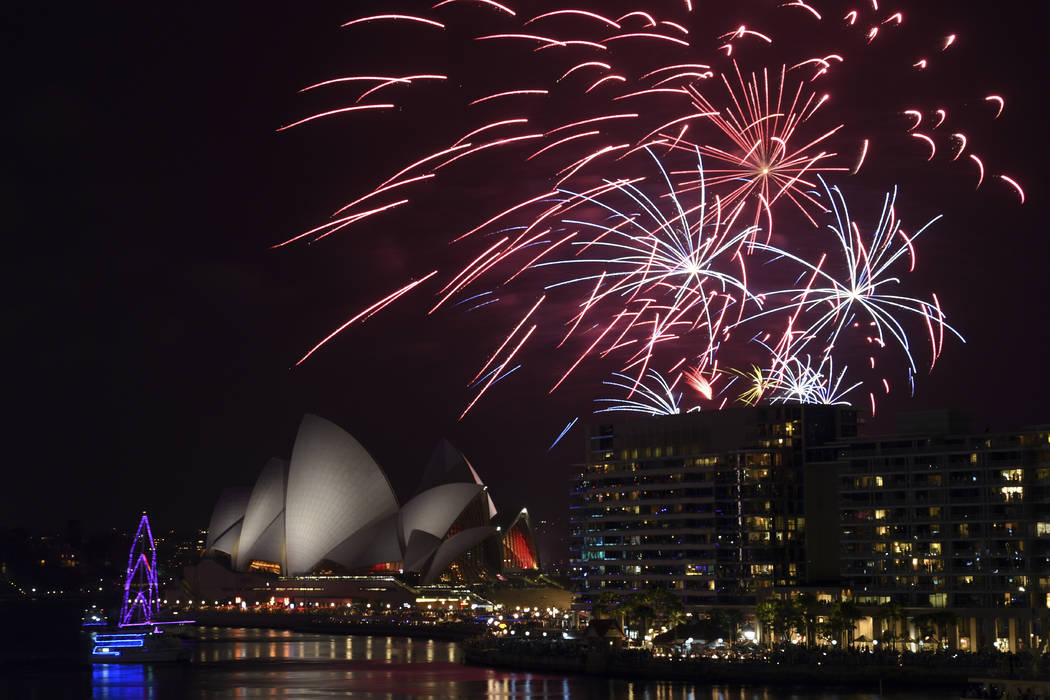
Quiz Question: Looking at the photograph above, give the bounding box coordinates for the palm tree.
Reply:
[631,587,685,640]
[914,610,958,649]
[794,593,823,648]
[912,613,934,648]
[874,601,905,648]
[592,587,621,625]
[780,598,802,642]
[655,589,685,627]
[592,591,622,621]
[756,598,796,645]
[755,599,779,646]
[930,610,958,649]
[830,599,863,646]
[664,607,687,634]
[713,608,747,643]
[624,590,655,642]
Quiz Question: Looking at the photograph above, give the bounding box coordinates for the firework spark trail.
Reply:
[595,369,697,416]
[548,416,580,450]
[295,271,439,366]
[282,0,1021,250]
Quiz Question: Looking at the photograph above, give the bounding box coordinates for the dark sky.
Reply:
[6,1,1047,538]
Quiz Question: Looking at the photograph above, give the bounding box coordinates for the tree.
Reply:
[930,610,958,648]
[779,598,801,642]
[756,598,797,645]
[649,587,683,618]
[623,590,655,642]
[665,606,687,631]
[914,610,957,649]
[712,608,747,643]
[912,613,935,647]
[794,593,824,648]
[647,587,684,636]
[874,601,905,649]
[619,587,685,643]
[829,599,863,646]
[755,599,778,645]
[592,591,622,621]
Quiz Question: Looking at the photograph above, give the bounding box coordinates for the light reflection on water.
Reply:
[190,627,460,665]
[91,664,158,700]
[81,628,954,700]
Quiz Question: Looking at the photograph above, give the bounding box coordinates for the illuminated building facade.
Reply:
[570,406,856,612]
[808,412,1050,652]
[500,508,540,572]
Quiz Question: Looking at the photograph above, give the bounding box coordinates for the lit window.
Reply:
[1000,486,1024,502]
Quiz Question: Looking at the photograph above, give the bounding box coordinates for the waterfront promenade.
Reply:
[462,639,1050,690]
[180,608,1050,691]
[192,609,484,641]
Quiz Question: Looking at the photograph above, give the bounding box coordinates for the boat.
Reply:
[89,627,191,662]
[83,513,194,663]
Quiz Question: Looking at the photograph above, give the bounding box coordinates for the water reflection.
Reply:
[91,664,155,700]
[80,629,951,700]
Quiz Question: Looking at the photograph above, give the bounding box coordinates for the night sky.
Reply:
[7,1,1048,540]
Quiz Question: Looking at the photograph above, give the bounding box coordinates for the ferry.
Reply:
[88,625,191,662]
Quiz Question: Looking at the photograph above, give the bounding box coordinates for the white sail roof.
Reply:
[283,415,399,574]
[205,487,249,553]
[399,482,486,542]
[323,512,402,570]
[203,414,508,582]
[422,526,497,584]
[235,458,288,571]
[417,440,497,519]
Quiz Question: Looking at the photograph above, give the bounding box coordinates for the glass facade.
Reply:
[570,406,856,611]
[808,420,1050,651]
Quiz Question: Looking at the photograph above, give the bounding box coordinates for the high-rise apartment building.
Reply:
[807,412,1050,652]
[569,405,857,612]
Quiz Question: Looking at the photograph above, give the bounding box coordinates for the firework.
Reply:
[670,63,849,232]
[280,1,1022,248]
[762,347,862,407]
[595,369,698,416]
[281,2,1019,423]
[742,179,964,377]
[445,147,760,414]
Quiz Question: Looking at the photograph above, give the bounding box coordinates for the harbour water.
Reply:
[2,625,961,700]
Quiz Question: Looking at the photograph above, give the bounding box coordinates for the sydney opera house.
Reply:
[186,415,539,604]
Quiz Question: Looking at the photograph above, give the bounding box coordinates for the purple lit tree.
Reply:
[119,514,160,626]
